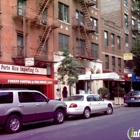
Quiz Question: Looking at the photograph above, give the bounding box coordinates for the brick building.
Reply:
[100,0,140,93]
[0,0,103,98]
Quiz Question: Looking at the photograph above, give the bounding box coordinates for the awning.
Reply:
[78,72,120,80]
[0,72,56,85]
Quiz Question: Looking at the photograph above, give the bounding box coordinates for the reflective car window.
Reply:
[87,95,95,101]
[65,96,84,101]
[127,91,140,96]
[32,92,47,102]
[18,92,35,103]
[93,95,102,101]
[0,92,13,104]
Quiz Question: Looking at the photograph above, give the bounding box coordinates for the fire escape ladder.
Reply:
[34,0,53,22]
[35,26,52,59]
[79,0,93,57]
[80,1,92,28]
[81,28,92,58]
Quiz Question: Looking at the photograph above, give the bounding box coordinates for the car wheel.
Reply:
[5,115,21,133]
[54,109,64,124]
[105,105,113,115]
[83,108,90,119]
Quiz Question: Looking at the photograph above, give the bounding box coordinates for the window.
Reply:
[124,14,128,26]
[59,2,69,23]
[93,95,102,101]
[105,55,109,69]
[59,33,69,51]
[125,34,128,44]
[117,36,121,50]
[76,11,84,26]
[40,8,48,25]
[132,19,135,26]
[17,0,26,16]
[118,58,121,71]
[90,17,98,33]
[43,42,48,53]
[104,31,108,46]
[91,43,98,58]
[111,33,115,46]
[132,37,136,46]
[32,92,47,102]
[87,95,95,101]
[18,92,35,103]
[0,92,13,104]
[93,0,98,8]
[124,0,128,6]
[112,56,115,71]
[131,0,135,10]
[17,34,24,56]
[76,39,85,55]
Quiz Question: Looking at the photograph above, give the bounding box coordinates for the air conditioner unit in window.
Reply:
[40,20,47,25]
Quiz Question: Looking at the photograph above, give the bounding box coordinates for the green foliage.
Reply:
[113,87,125,97]
[136,0,140,9]
[58,49,79,86]
[131,36,140,75]
[98,87,110,98]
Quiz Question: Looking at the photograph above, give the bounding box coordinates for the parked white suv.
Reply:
[0,89,67,133]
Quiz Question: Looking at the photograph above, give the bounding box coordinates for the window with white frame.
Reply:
[91,43,98,58]
[90,17,98,33]
[76,11,84,26]
[112,56,115,71]
[124,14,128,26]
[105,55,109,69]
[111,33,115,46]
[125,34,128,44]
[59,2,69,23]
[124,0,128,7]
[59,33,69,51]
[118,58,121,71]
[117,36,121,50]
[76,39,85,55]
[104,31,108,46]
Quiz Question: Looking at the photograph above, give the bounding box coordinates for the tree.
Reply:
[58,49,79,86]
[131,36,140,75]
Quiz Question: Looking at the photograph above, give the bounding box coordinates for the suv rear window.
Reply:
[0,92,13,104]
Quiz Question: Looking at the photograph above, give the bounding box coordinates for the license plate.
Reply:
[131,98,135,100]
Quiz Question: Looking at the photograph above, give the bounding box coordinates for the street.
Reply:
[0,106,140,140]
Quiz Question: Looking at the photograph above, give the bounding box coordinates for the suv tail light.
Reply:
[69,103,77,108]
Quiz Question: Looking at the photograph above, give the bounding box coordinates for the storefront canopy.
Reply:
[78,72,120,81]
[0,72,56,85]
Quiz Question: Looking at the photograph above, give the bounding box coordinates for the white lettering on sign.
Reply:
[0,64,47,75]
[8,80,48,84]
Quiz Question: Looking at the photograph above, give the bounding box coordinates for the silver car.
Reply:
[0,89,67,133]
[64,94,114,119]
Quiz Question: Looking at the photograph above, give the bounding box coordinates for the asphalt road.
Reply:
[0,106,140,140]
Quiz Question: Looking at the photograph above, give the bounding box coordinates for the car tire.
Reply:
[5,115,21,133]
[54,109,64,124]
[105,105,113,115]
[83,108,90,119]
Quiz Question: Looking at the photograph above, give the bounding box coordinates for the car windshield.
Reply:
[127,91,140,96]
[65,95,84,101]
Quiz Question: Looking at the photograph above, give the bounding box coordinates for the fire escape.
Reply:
[73,0,96,60]
[131,1,140,34]
[31,0,60,65]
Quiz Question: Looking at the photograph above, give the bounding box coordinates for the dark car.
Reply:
[124,91,140,106]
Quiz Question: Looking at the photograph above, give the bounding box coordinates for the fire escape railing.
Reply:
[73,0,96,59]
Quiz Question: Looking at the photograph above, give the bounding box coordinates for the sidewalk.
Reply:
[109,100,127,109]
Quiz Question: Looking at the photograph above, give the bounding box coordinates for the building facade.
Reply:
[100,0,140,94]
